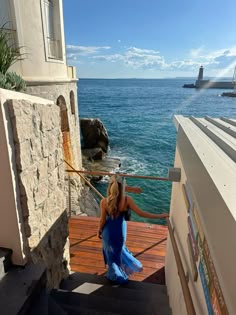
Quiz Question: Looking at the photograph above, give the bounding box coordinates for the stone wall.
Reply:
[26,81,82,169]
[8,99,70,288]
[26,81,84,216]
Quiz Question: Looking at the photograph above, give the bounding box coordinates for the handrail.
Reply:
[66,169,169,181]
[64,160,104,199]
[167,218,196,315]
[65,160,195,314]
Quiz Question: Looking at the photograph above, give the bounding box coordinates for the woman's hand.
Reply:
[159,213,169,219]
[97,230,102,239]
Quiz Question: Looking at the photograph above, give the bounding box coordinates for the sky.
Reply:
[63,0,236,79]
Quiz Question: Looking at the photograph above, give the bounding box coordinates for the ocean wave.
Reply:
[79,78,235,222]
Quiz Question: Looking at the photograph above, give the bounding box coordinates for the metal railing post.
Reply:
[68,175,71,217]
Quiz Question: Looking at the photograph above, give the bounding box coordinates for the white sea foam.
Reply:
[79,78,235,222]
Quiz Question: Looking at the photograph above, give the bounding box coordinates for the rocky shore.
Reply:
[76,118,121,217]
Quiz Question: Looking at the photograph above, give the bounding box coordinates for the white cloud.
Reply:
[127,47,160,54]
[189,46,236,63]
[92,46,165,69]
[93,54,124,62]
[167,46,236,72]
[67,43,236,75]
[190,46,204,58]
[66,45,111,61]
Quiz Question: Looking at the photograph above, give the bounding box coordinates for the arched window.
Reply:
[56,95,69,132]
[70,91,75,115]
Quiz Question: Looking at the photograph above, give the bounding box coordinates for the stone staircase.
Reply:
[0,247,46,315]
[0,248,172,314]
[29,272,172,315]
[0,248,12,281]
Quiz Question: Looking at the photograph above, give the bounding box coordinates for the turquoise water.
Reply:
[78,78,236,223]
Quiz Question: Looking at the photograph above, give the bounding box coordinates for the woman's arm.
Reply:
[97,198,107,238]
[127,196,169,219]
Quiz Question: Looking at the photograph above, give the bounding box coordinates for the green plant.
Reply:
[0,24,25,74]
[0,23,26,91]
[0,72,11,90]
[0,72,26,91]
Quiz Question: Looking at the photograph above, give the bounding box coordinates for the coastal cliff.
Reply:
[80,118,109,154]
[80,118,120,176]
[74,118,120,217]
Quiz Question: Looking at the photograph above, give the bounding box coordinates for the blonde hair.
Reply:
[107,175,123,218]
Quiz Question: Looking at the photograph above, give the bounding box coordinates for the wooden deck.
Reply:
[69,216,168,282]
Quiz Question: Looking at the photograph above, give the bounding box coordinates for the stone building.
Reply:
[1,0,82,172]
[0,0,83,287]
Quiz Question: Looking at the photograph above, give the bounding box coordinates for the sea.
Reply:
[77,78,236,224]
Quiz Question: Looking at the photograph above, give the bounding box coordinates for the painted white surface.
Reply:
[166,115,236,314]
[5,0,69,82]
[166,148,208,315]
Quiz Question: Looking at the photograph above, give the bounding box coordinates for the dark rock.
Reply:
[81,155,121,183]
[80,118,109,153]
[78,185,100,216]
[221,92,236,97]
[82,148,105,161]
[82,156,121,175]
[183,83,196,88]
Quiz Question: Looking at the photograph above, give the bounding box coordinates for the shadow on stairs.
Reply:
[29,272,172,315]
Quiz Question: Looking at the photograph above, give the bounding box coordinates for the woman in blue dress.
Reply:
[97,175,169,284]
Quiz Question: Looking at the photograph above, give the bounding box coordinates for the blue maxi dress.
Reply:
[101,211,143,284]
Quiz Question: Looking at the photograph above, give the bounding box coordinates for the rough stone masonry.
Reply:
[8,99,70,288]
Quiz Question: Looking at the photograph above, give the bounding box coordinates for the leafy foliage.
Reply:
[0,72,26,91]
[0,25,25,74]
[0,24,26,91]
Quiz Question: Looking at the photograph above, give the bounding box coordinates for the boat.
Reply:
[221,66,236,97]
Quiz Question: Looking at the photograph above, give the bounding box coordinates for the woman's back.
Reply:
[105,196,129,217]
[103,196,129,242]
[97,175,168,284]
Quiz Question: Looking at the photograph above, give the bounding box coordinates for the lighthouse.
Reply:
[198,65,204,80]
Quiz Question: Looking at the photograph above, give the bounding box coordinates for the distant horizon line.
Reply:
[78,77,195,80]
[78,77,232,80]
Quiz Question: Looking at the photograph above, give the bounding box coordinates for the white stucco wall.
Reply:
[166,117,236,314]
[8,0,69,82]
[166,147,208,315]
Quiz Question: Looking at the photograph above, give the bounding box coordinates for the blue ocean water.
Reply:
[78,78,236,223]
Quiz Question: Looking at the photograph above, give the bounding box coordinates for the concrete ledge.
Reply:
[0,263,46,315]
[0,248,13,280]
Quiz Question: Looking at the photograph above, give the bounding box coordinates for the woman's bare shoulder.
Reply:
[100,198,107,207]
[126,195,133,204]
